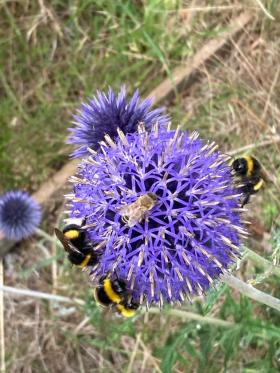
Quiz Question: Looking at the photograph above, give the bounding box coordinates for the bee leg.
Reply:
[68,252,85,266]
[241,193,251,207]
[121,216,128,224]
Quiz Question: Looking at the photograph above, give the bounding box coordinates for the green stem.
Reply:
[0,284,234,327]
[0,285,85,306]
[35,228,57,243]
[245,247,280,277]
[148,307,234,327]
[0,228,57,258]
[222,274,280,312]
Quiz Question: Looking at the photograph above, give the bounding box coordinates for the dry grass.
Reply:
[173,8,280,218]
[1,1,280,372]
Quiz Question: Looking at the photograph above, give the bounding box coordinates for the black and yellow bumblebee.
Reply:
[54,222,99,268]
[232,156,264,207]
[93,276,139,318]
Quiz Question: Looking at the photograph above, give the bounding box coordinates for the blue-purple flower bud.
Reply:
[0,190,41,241]
[68,86,169,158]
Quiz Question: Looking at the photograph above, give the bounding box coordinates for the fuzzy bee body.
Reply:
[54,223,99,268]
[93,277,127,307]
[115,302,139,318]
[93,277,139,318]
[118,192,157,227]
[232,156,264,207]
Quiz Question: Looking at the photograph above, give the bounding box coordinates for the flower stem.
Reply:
[245,247,280,277]
[35,228,57,243]
[0,228,57,259]
[0,284,235,327]
[0,285,85,306]
[148,307,234,327]
[222,273,280,312]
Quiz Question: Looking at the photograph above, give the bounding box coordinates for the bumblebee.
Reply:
[93,277,139,318]
[54,222,99,268]
[115,302,139,318]
[232,156,264,207]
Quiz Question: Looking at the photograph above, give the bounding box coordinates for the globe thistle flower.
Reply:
[67,124,246,307]
[68,86,170,158]
[0,190,41,241]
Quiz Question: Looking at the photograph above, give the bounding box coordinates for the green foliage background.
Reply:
[1,1,280,372]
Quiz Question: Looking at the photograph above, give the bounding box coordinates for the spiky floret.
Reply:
[68,86,170,158]
[68,124,245,306]
[0,190,41,241]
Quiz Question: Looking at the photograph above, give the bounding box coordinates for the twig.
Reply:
[245,248,280,277]
[74,317,90,334]
[0,285,85,306]
[35,228,57,242]
[253,0,275,20]
[3,276,280,322]
[147,307,234,327]
[232,99,269,131]
[76,345,86,373]
[0,260,5,373]
[262,67,280,119]
[228,136,280,155]
[0,228,58,259]
[149,12,252,104]
[138,336,162,373]
[51,208,62,295]
[126,333,141,373]
[178,5,245,13]
[0,283,235,328]
[32,159,79,206]
[222,273,280,312]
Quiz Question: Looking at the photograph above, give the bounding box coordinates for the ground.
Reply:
[1,1,280,372]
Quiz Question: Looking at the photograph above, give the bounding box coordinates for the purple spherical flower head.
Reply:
[68,124,245,307]
[68,86,170,158]
[0,190,41,241]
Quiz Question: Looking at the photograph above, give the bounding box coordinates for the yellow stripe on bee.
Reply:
[104,279,122,304]
[64,229,80,240]
[116,304,136,318]
[253,178,264,191]
[244,156,254,176]
[78,255,91,268]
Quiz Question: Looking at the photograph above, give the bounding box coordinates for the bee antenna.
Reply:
[81,217,87,226]
[114,272,120,281]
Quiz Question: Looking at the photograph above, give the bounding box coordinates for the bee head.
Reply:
[111,279,128,296]
[116,302,139,318]
[147,192,157,202]
[232,158,248,176]
[63,224,86,245]
[125,301,139,311]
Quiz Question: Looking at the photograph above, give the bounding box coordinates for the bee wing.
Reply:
[258,169,270,185]
[126,216,140,227]
[116,205,129,215]
[54,228,81,255]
